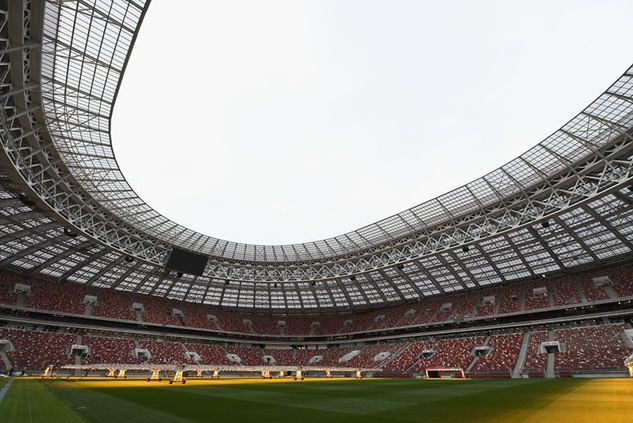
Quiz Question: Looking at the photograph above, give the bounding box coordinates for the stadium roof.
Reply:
[1,0,633,311]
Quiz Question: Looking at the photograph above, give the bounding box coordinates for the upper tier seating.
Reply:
[284,318,315,336]
[211,309,254,333]
[1,263,632,337]
[179,302,216,330]
[475,290,497,317]
[27,279,85,315]
[523,281,549,311]
[410,299,443,325]
[605,265,633,298]
[137,295,181,326]
[550,277,582,306]
[497,284,523,314]
[0,271,17,305]
[452,293,479,319]
[380,304,417,329]
[577,274,609,302]
[92,288,136,320]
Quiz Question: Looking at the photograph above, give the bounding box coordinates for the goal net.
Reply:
[425,367,465,379]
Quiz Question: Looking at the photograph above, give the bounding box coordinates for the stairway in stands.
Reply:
[0,351,11,371]
[545,330,556,378]
[512,332,531,378]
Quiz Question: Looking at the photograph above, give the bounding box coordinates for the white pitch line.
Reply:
[0,379,13,404]
[26,381,33,423]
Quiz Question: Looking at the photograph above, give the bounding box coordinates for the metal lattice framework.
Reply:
[1,0,633,311]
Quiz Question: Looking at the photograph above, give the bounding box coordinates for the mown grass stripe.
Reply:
[0,379,85,423]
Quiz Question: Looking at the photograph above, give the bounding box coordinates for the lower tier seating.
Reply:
[1,322,630,376]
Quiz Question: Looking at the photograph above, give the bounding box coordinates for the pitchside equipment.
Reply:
[625,353,633,377]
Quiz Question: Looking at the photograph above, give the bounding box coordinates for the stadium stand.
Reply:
[139,340,186,364]
[497,284,523,314]
[605,265,633,298]
[470,333,522,376]
[1,323,631,377]
[317,347,357,366]
[27,279,85,315]
[452,292,479,319]
[1,265,632,339]
[554,324,633,374]
[343,343,405,368]
[226,346,265,365]
[577,274,610,302]
[137,295,181,326]
[550,277,582,306]
[1,2,633,399]
[475,290,497,317]
[184,343,232,365]
[0,328,73,371]
[384,340,435,372]
[522,331,548,377]
[179,302,216,330]
[0,271,17,306]
[83,336,136,365]
[92,288,136,321]
[523,282,550,311]
[411,336,485,371]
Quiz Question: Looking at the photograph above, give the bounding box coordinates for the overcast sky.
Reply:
[112,0,633,246]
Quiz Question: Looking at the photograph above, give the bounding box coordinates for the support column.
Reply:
[196,370,203,378]
[107,368,116,378]
[326,370,332,378]
[355,370,362,380]
[117,369,127,379]
[213,370,220,379]
[294,370,303,381]
[278,370,285,378]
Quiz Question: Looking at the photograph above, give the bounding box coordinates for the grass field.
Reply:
[0,377,632,422]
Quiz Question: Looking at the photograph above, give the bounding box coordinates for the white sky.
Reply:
[112,0,633,245]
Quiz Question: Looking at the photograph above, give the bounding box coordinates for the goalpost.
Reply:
[424,367,466,379]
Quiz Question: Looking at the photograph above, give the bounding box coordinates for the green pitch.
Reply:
[1,377,632,423]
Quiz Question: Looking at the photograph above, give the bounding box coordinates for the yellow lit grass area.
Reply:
[493,378,633,423]
[2,376,633,422]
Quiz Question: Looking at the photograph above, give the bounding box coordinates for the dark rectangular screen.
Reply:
[165,247,209,276]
